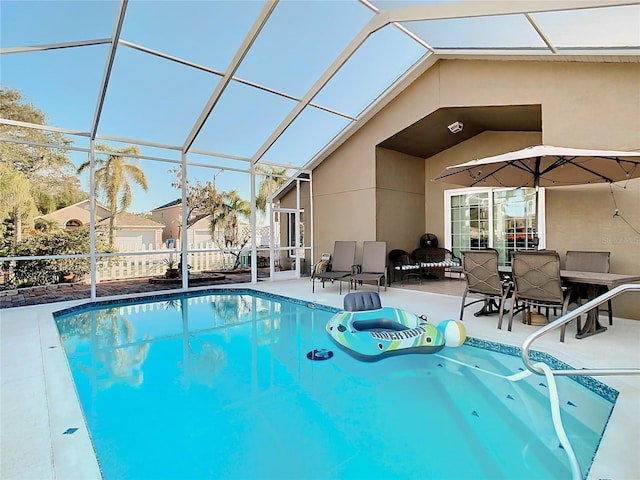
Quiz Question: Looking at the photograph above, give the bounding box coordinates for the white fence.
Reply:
[95,243,250,283]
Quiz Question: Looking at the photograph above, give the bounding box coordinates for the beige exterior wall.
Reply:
[312,59,640,319]
[376,147,425,253]
[43,201,110,228]
[313,138,378,262]
[152,206,182,242]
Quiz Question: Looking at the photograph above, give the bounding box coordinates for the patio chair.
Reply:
[565,250,613,326]
[350,241,388,293]
[459,249,513,329]
[312,241,356,294]
[509,251,573,341]
[388,249,421,284]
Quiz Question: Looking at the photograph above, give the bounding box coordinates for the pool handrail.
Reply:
[521,283,640,377]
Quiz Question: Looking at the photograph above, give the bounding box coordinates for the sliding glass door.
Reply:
[445,187,543,265]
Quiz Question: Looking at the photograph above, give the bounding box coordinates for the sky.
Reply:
[1,0,638,213]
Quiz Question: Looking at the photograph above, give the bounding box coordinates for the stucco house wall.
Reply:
[312,59,640,319]
[39,200,110,228]
[38,200,164,252]
[376,147,425,254]
[151,202,182,243]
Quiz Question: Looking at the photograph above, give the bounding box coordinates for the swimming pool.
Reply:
[54,289,617,479]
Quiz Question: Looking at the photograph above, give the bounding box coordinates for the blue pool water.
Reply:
[54,289,617,480]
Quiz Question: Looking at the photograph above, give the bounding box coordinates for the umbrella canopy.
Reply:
[432,145,640,188]
[432,145,640,248]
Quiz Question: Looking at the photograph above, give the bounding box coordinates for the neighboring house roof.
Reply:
[188,213,210,229]
[152,199,181,211]
[98,212,165,229]
[35,199,110,221]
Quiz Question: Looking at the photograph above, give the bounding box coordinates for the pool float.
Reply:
[325,307,445,362]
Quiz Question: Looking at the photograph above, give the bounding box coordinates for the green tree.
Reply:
[0,87,85,213]
[77,144,148,246]
[6,226,110,287]
[0,163,37,244]
[256,165,289,214]
[217,189,251,248]
[34,217,61,233]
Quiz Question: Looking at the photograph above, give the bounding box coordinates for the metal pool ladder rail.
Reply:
[521,283,640,377]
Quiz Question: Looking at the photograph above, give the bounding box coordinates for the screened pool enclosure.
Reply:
[1,1,639,300]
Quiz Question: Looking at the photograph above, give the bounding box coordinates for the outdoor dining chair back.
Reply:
[350,241,388,293]
[312,240,356,294]
[509,250,573,341]
[388,249,421,284]
[565,250,613,325]
[459,249,512,329]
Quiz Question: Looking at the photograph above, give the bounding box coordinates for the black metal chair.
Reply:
[388,249,421,284]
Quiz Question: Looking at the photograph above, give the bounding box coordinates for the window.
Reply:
[65,219,83,230]
[445,187,544,265]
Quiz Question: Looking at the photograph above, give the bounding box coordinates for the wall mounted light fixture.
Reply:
[448,121,464,133]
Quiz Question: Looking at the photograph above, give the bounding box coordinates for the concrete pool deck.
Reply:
[1,278,638,479]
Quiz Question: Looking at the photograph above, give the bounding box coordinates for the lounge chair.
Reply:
[349,241,388,293]
[312,241,356,294]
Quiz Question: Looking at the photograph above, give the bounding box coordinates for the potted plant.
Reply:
[163,256,180,279]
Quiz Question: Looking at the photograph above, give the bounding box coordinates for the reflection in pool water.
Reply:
[54,289,616,480]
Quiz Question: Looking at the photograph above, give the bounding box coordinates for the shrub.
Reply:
[5,227,110,287]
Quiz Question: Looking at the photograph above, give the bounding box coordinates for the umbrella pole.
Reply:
[529,159,547,324]
[533,186,540,249]
[533,156,541,250]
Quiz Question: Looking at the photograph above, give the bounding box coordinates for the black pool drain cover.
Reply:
[306,349,333,361]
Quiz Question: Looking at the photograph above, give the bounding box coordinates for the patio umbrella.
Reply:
[433,145,640,188]
[433,144,640,244]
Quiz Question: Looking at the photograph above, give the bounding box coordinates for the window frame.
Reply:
[444,186,546,263]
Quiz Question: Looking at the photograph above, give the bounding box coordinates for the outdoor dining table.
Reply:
[497,267,640,339]
[559,270,640,339]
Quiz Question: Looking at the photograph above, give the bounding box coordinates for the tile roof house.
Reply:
[151,199,218,246]
[37,200,165,251]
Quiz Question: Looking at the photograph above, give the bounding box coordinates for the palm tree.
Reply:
[77,144,148,246]
[256,165,289,214]
[34,217,61,233]
[212,189,251,248]
[0,163,37,244]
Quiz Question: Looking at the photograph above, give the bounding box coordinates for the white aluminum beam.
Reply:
[0,38,111,55]
[90,0,128,141]
[183,1,278,153]
[250,13,389,164]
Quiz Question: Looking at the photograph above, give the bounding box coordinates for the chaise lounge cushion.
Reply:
[412,248,461,269]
